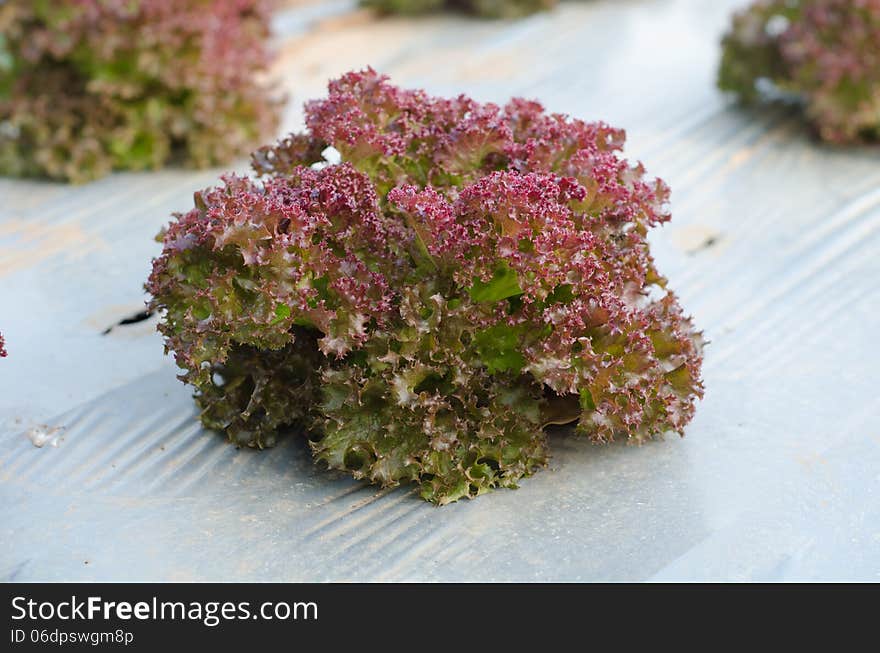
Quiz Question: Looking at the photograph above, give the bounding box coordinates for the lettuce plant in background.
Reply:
[0,0,281,183]
[719,0,880,144]
[0,332,6,358]
[362,0,557,18]
[148,69,704,504]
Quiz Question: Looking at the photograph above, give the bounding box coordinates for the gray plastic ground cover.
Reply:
[1,0,879,581]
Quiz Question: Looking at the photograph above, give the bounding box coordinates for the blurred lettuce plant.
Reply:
[719,0,880,143]
[0,0,281,183]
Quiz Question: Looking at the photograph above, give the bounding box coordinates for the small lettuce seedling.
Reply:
[148,70,704,504]
[362,0,557,18]
[0,0,281,183]
[719,0,880,143]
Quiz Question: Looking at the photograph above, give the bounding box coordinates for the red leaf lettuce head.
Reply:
[149,69,704,503]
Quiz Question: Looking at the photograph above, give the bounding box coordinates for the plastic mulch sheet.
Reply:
[1,0,878,581]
